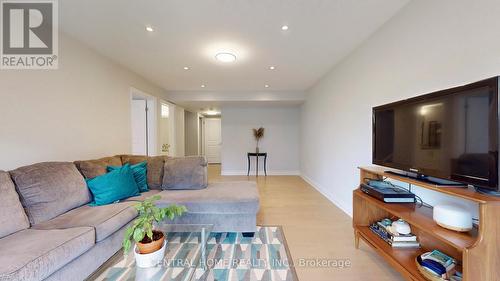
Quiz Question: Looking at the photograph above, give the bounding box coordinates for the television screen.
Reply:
[373,77,499,190]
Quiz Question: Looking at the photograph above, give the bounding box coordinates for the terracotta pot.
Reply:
[136,230,165,254]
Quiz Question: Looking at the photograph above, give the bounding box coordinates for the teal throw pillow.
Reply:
[86,164,140,206]
[107,161,149,192]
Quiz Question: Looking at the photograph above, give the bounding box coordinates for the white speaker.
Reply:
[433,204,473,232]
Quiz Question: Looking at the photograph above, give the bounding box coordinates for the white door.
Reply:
[131,100,147,155]
[204,118,221,163]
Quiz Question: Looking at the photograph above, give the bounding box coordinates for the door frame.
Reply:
[198,114,205,156]
[130,87,158,156]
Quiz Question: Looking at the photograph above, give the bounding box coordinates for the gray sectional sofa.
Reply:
[0,155,259,281]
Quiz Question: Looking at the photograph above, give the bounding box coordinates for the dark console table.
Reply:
[247,152,267,176]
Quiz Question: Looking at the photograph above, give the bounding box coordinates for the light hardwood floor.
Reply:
[208,164,403,281]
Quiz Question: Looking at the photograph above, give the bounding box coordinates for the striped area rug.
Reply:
[95,226,298,281]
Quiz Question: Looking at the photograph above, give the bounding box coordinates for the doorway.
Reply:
[199,116,204,156]
[204,117,221,163]
[159,101,175,156]
[130,88,157,156]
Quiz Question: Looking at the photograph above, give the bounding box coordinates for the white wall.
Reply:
[300,0,500,216]
[222,106,300,175]
[0,34,167,170]
[173,106,185,157]
[184,110,199,156]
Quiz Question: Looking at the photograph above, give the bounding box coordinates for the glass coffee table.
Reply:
[89,224,214,281]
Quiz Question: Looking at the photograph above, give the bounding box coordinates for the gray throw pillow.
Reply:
[162,156,208,190]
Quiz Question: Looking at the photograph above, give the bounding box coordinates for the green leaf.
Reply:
[125,226,134,237]
[133,228,145,242]
[134,201,142,210]
[153,208,161,222]
[123,238,132,253]
[147,227,153,240]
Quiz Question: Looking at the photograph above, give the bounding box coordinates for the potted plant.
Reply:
[122,195,187,267]
[253,127,264,153]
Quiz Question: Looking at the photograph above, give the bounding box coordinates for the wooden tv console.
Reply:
[353,166,500,281]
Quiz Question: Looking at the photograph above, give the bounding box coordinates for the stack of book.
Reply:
[416,250,459,280]
[369,219,420,248]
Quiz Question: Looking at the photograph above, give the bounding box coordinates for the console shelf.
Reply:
[354,190,477,250]
[353,166,500,281]
[355,226,427,281]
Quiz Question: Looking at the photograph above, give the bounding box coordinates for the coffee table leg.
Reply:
[201,227,207,270]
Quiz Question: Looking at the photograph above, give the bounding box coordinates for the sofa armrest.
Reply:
[162,156,208,190]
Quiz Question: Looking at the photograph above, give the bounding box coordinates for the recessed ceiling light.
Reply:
[183,66,190,70]
[145,26,154,32]
[206,109,219,116]
[265,84,270,88]
[215,52,237,63]
[281,25,289,31]
[269,66,276,70]
[201,84,206,88]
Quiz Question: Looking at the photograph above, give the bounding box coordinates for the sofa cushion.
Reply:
[120,154,148,164]
[10,162,91,225]
[156,181,259,214]
[0,227,94,281]
[0,171,30,238]
[123,190,161,203]
[121,155,167,189]
[33,202,137,242]
[162,156,208,190]
[74,156,122,179]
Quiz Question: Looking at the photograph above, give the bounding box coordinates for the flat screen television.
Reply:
[373,77,499,192]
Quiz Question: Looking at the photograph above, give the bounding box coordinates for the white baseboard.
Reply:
[221,170,301,176]
[300,173,353,217]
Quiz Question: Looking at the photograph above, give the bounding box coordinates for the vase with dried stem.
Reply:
[253,127,264,153]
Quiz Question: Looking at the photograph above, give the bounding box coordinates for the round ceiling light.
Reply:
[215,52,237,63]
[281,25,289,31]
[206,109,219,116]
[145,26,154,32]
